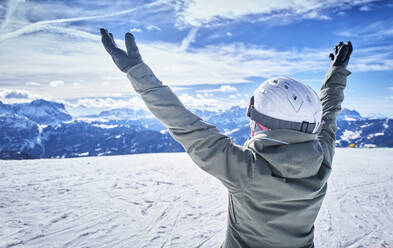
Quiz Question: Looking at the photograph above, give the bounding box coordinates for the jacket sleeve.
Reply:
[126,63,254,192]
[318,66,351,167]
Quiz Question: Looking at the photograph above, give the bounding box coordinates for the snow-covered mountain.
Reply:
[192,106,249,133]
[41,121,183,158]
[228,107,393,147]
[0,100,183,159]
[0,99,72,125]
[336,108,363,121]
[81,106,250,133]
[81,108,166,132]
[336,118,393,148]
[0,99,73,159]
[0,99,392,159]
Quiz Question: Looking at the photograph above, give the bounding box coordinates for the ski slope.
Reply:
[1,149,392,248]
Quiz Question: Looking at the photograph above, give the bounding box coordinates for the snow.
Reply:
[223,127,240,135]
[1,149,392,248]
[363,144,377,148]
[91,124,118,129]
[360,123,372,128]
[344,117,357,121]
[383,119,389,129]
[341,130,362,142]
[367,133,384,139]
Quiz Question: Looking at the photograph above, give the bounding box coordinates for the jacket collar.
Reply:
[245,129,318,147]
[244,129,323,179]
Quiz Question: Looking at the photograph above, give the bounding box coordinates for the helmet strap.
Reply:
[247,98,319,134]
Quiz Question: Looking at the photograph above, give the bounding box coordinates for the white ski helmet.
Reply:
[247,77,322,134]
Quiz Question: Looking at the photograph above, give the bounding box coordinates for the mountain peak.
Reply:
[338,108,362,121]
[30,99,66,110]
[1,99,72,125]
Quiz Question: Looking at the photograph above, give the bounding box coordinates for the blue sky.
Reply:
[0,0,392,116]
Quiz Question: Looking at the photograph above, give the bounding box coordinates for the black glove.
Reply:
[100,28,143,72]
[329,41,352,68]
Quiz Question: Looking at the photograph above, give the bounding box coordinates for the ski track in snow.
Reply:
[0,149,392,248]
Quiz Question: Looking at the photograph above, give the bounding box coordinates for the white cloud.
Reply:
[302,10,330,20]
[337,20,393,39]
[0,89,42,104]
[69,97,146,110]
[359,5,372,11]
[220,85,237,92]
[49,80,65,87]
[226,32,232,36]
[101,76,124,81]
[0,29,131,98]
[175,0,378,26]
[0,89,32,99]
[177,93,248,111]
[72,82,81,88]
[171,86,189,92]
[142,41,337,86]
[198,85,238,93]
[130,28,142,33]
[0,0,390,103]
[26,81,40,86]
[2,24,389,101]
[64,92,248,114]
[179,93,219,110]
[146,25,161,31]
[348,46,393,72]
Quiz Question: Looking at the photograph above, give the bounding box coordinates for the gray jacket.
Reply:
[126,63,350,248]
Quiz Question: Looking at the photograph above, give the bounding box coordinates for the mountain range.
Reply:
[0,99,391,159]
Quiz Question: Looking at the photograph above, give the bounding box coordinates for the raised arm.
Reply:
[100,29,254,193]
[319,41,352,167]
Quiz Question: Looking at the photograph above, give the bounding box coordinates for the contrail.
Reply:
[0,0,166,42]
[179,27,199,51]
[0,0,24,32]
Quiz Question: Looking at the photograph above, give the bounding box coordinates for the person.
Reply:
[100,28,352,248]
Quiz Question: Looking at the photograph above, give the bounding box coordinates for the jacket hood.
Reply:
[245,129,324,179]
